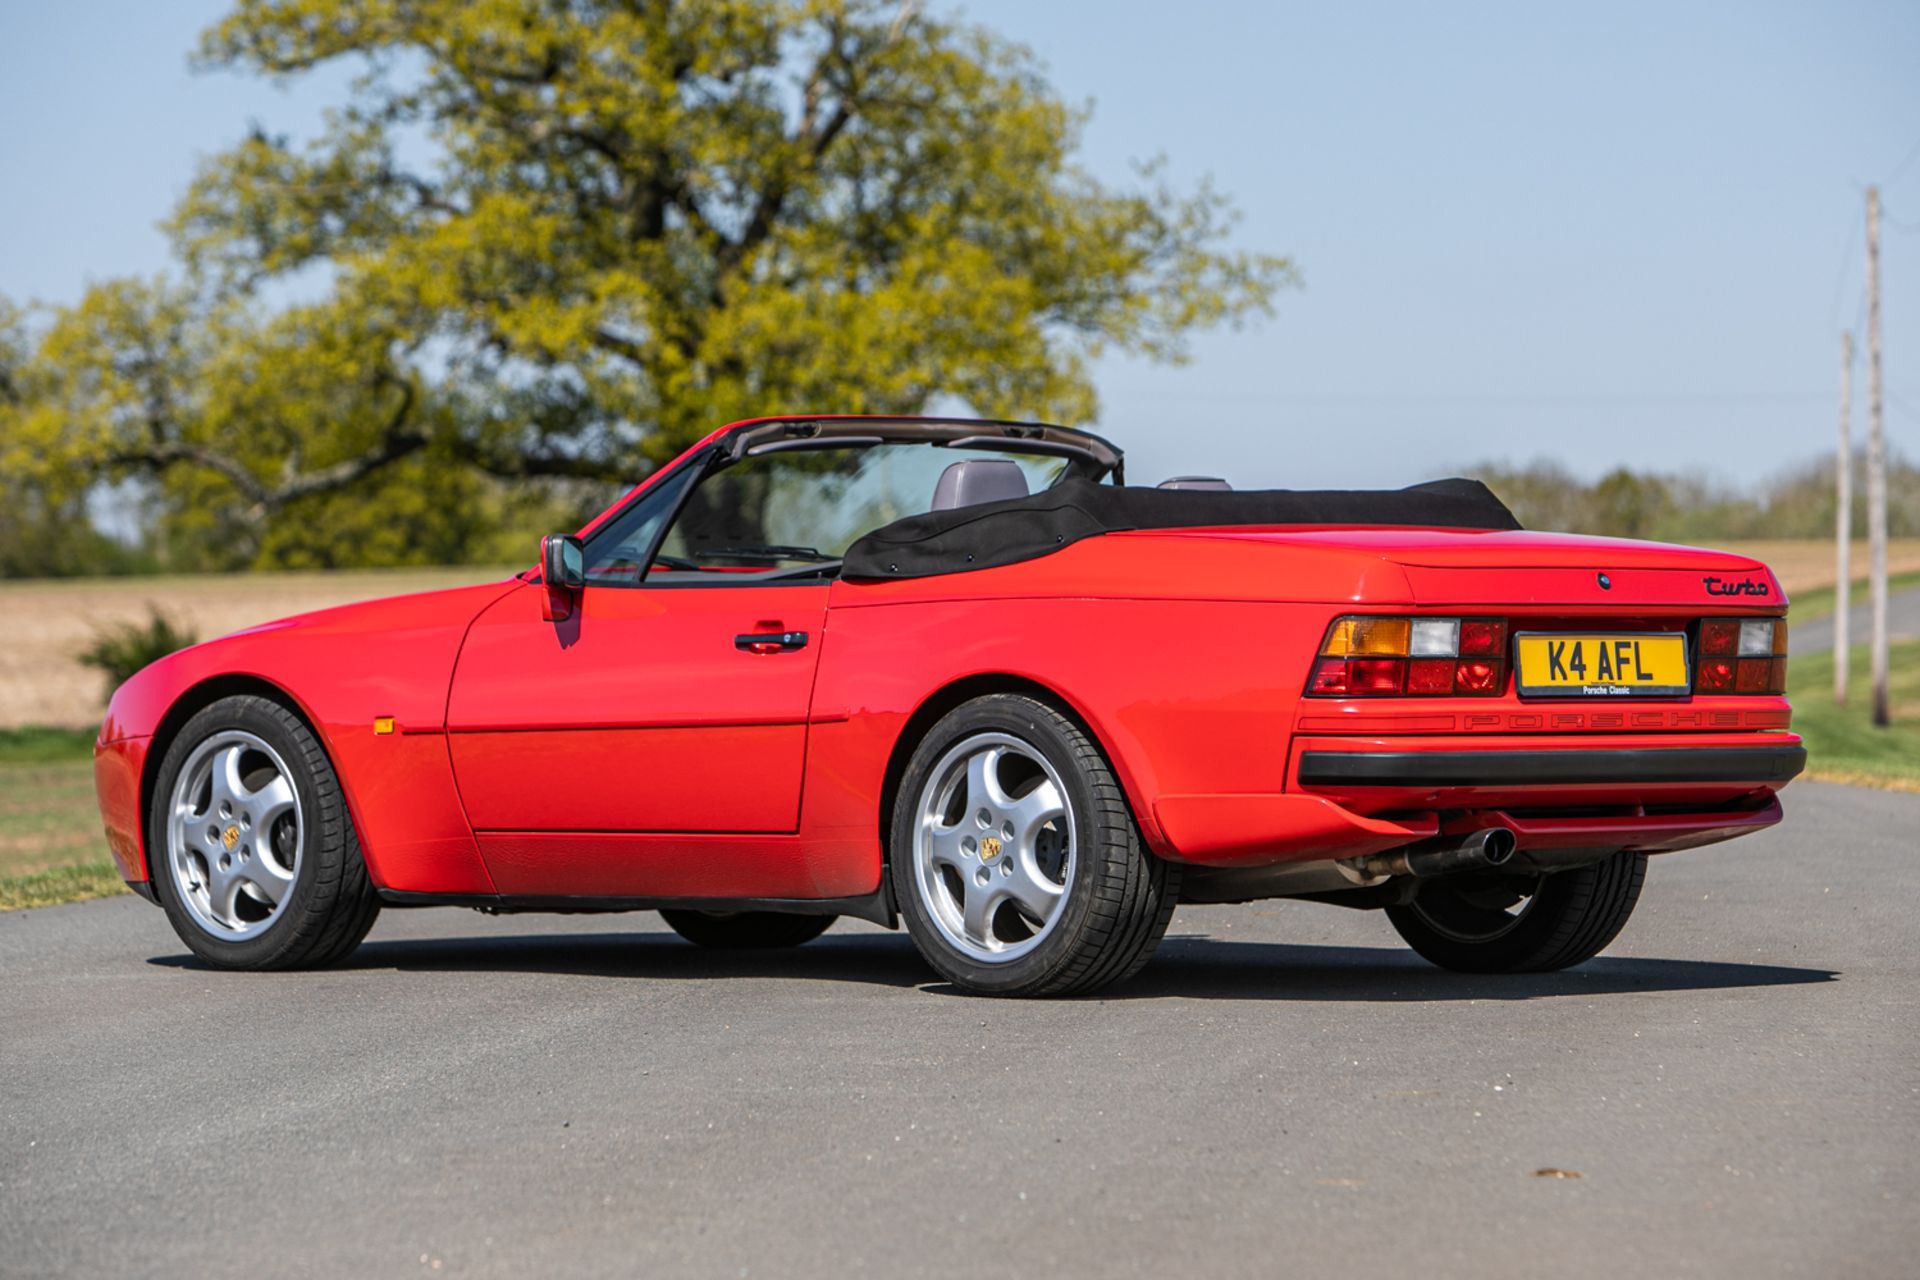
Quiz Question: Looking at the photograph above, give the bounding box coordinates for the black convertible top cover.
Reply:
[842,476,1521,581]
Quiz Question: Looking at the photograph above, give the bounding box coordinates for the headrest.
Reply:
[931,459,1030,511]
[1157,476,1233,491]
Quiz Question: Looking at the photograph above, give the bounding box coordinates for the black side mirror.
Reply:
[540,534,586,621]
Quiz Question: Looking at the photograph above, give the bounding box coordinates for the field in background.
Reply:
[0,728,125,909]
[0,566,516,729]
[1727,537,1920,596]
[6,542,1918,730]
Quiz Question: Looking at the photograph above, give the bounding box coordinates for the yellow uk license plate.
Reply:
[1514,633,1690,698]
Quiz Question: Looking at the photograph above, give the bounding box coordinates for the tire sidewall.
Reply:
[148,696,337,969]
[1387,852,1643,973]
[889,696,1110,994]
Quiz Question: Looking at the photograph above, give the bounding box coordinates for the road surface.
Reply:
[1789,584,1920,654]
[2,782,1913,1278]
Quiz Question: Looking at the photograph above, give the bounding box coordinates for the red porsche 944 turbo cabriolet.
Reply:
[93,417,1803,995]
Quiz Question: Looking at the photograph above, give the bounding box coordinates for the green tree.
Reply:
[1,0,1292,568]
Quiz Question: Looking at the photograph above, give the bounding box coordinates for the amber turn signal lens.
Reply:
[1321,617,1412,657]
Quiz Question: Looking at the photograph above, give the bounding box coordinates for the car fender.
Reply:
[98,581,521,894]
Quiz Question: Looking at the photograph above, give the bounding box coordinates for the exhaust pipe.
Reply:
[1343,827,1517,880]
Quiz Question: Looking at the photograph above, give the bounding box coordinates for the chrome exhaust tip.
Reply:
[1343,826,1519,880]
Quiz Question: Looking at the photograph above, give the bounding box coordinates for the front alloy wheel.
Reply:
[166,730,303,940]
[149,695,380,969]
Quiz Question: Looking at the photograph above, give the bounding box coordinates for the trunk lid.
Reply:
[1146,528,1783,609]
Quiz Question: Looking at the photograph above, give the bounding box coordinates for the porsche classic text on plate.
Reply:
[1514,633,1691,698]
[90,416,1804,996]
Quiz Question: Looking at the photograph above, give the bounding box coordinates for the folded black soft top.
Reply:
[842,476,1520,581]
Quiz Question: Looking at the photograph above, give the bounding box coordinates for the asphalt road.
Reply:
[1789,584,1920,654]
[2,782,1914,1279]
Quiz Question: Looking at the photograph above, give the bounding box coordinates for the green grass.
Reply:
[1788,638,1920,791]
[0,862,128,911]
[0,726,96,764]
[1787,569,1920,625]
[0,727,128,910]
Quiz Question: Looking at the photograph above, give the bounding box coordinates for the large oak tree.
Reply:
[2,0,1292,568]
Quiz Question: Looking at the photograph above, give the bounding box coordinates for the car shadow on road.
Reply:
[152,931,933,989]
[1111,935,1838,1002]
[149,930,1838,1001]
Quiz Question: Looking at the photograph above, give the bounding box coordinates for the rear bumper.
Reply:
[1298,744,1806,788]
[1151,732,1799,868]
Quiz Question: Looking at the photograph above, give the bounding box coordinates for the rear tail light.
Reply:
[1696,618,1787,695]
[1307,616,1509,697]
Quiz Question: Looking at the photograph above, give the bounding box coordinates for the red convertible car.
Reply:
[93,417,1802,995]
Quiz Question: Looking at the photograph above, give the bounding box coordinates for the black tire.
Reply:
[1385,851,1647,974]
[888,693,1181,997]
[148,694,380,969]
[659,910,835,949]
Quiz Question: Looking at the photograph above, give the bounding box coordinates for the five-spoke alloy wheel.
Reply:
[890,694,1180,996]
[166,730,303,940]
[149,695,380,969]
[913,731,1075,964]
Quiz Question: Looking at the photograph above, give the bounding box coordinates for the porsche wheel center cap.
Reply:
[979,836,1003,861]
[222,825,240,851]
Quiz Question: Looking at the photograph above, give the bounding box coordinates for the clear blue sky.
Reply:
[2,0,1916,490]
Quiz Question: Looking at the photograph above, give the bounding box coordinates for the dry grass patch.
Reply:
[1717,539,1920,597]
[0,567,514,729]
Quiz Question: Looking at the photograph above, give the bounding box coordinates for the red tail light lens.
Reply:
[1307,616,1507,697]
[1455,659,1500,693]
[1459,620,1506,656]
[1308,658,1349,694]
[1697,618,1787,695]
[1349,658,1406,694]
[1698,657,1736,692]
[1700,620,1740,656]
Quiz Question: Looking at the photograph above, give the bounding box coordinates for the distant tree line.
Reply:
[1470,452,1920,544]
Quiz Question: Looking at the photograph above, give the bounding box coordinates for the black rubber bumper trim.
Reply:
[377,887,898,929]
[1297,745,1807,788]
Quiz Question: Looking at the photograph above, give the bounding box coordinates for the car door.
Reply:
[445,455,829,834]
[446,582,827,833]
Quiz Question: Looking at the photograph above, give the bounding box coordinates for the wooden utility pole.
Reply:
[1866,186,1890,726]
[1835,329,1853,705]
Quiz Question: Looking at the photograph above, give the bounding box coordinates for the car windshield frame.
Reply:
[579,421,1120,590]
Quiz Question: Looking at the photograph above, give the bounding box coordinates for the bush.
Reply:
[78,608,198,699]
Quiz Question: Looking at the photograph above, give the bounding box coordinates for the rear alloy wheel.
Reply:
[659,910,835,949]
[890,694,1180,996]
[1384,851,1647,973]
[149,695,380,969]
